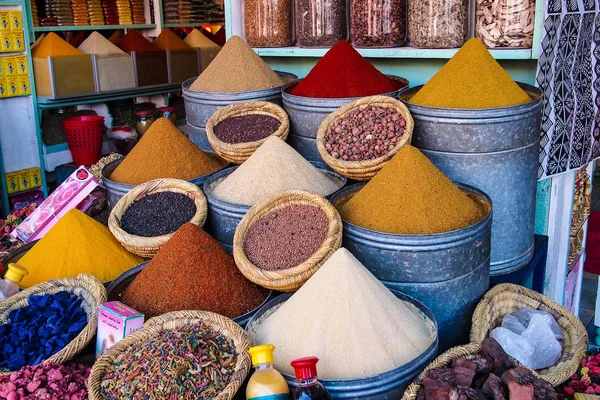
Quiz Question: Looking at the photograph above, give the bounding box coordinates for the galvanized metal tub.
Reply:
[183,71,297,131]
[183,123,212,152]
[102,157,228,210]
[106,261,275,327]
[399,83,542,275]
[282,76,408,162]
[331,182,492,351]
[203,162,347,246]
[246,290,438,399]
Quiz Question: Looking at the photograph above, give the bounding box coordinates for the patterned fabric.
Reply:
[537,0,600,179]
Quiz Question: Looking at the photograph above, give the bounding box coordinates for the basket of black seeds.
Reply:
[108,178,208,258]
[205,101,289,164]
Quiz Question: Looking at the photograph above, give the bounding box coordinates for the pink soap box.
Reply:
[96,301,144,358]
[11,167,99,243]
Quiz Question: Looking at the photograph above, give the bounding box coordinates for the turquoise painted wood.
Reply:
[535,179,551,235]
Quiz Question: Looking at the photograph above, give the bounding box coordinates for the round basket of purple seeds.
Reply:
[233,189,343,292]
[108,178,208,258]
[205,101,289,164]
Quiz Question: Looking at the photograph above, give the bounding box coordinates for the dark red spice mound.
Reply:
[289,40,404,98]
[117,30,159,52]
[121,223,269,319]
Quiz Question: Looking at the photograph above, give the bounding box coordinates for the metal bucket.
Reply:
[331,182,492,351]
[282,76,408,162]
[399,83,542,275]
[183,71,297,144]
[184,123,212,152]
[102,157,228,210]
[246,290,438,399]
[203,162,347,246]
[106,261,274,327]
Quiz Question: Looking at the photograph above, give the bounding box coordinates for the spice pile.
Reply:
[409,38,532,108]
[419,338,556,400]
[121,192,197,237]
[121,223,269,319]
[190,36,284,93]
[101,322,237,399]
[18,209,142,287]
[250,248,435,379]
[31,32,84,58]
[244,205,329,271]
[116,30,159,52]
[184,29,220,69]
[290,41,403,98]
[0,292,87,371]
[110,118,225,185]
[325,105,407,161]
[153,28,191,50]
[0,361,90,399]
[212,137,341,206]
[214,114,281,144]
[338,146,485,234]
[77,31,127,55]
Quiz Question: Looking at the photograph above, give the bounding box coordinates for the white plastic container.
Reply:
[0,263,27,301]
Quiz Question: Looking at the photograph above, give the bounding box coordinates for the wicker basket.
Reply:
[316,96,414,181]
[88,310,251,400]
[108,178,208,258]
[0,273,107,375]
[470,283,588,386]
[233,190,343,291]
[401,343,519,400]
[206,101,289,164]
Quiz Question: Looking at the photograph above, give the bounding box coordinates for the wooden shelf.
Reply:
[163,21,223,28]
[33,24,155,32]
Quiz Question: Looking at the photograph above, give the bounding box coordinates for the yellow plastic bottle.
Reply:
[246,344,289,400]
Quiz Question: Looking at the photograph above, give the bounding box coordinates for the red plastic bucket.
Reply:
[62,116,105,166]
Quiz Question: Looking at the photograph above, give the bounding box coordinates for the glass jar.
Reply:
[475,0,535,48]
[244,0,294,47]
[108,126,138,155]
[295,0,347,47]
[408,0,468,48]
[158,106,177,125]
[136,110,155,137]
[350,0,407,48]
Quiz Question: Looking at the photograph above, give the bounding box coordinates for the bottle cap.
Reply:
[248,344,276,365]
[291,356,319,380]
[5,263,28,284]
[136,110,154,116]
[158,106,175,112]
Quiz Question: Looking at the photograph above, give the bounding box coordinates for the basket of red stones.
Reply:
[205,101,289,164]
[316,95,414,181]
[232,189,342,292]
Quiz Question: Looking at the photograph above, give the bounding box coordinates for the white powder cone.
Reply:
[212,136,341,205]
[250,248,436,379]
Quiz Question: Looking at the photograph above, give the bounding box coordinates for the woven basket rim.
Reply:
[0,273,107,375]
[205,101,290,164]
[88,310,251,400]
[316,95,414,180]
[232,190,342,291]
[470,283,588,386]
[108,178,208,256]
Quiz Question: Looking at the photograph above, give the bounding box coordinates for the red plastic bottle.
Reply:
[290,357,331,400]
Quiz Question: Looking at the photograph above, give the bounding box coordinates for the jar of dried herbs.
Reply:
[295,0,347,47]
[350,0,407,48]
[244,0,294,47]
[475,0,535,48]
[408,0,468,48]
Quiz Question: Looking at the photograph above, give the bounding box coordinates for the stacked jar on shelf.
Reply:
[242,0,535,49]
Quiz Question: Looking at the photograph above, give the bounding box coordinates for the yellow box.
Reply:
[18,170,30,192]
[18,75,29,95]
[0,12,10,32]
[5,76,18,97]
[0,57,4,77]
[0,33,13,52]
[11,32,24,52]
[3,56,16,76]
[5,172,18,194]
[0,78,6,98]
[29,168,41,188]
[9,11,22,32]
[15,54,27,75]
